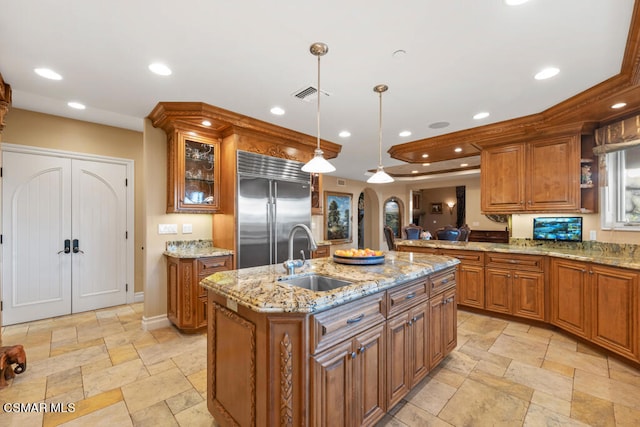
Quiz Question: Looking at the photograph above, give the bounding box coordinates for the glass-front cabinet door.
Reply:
[167,130,221,213]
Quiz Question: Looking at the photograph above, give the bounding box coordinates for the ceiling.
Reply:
[0,0,636,182]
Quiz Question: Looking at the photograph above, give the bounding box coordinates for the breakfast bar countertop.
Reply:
[200,252,459,314]
[163,239,234,259]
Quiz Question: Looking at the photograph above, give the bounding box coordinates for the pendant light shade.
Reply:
[367,84,394,184]
[302,42,336,173]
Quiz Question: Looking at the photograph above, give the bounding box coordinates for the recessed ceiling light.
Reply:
[429,121,450,129]
[611,102,627,109]
[188,131,197,136]
[339,130,351,138]
[34,68,62,80]
[67,101,85,110]
[270,106,285,115]
[422,163,431,166]
[473,112,490,120]
[534,67,560,80]
[392,49,407,58]
[399,130,412,137]
[454,147,463,153]
[422,154,429,158]
[148,63,172,76]
[505,0,530,5]
[202,120,212,126]
[411,170,419,174]
[460,163,469,167]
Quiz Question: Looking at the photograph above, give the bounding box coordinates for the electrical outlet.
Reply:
[590,230,597,241]
[158,224,178,234]
[182,223,193,234]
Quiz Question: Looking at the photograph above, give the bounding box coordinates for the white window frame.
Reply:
[600,147,640,231]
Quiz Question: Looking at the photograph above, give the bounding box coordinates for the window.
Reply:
[384,197,402,237]
[601,145,640,230]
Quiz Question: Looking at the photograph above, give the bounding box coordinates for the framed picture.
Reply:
[431,202,443,214]
[324,191,353,243]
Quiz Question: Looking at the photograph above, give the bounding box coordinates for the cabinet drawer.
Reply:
[441,249,484,265]
[387,278,429,318]
[198,255,233,276]
[486,253,544,271]
[430,268,456,294]
[310,293,385,355]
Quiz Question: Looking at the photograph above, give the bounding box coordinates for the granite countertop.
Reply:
[200,252,459,314]
[394,239,640,271]
[163,239,234,259]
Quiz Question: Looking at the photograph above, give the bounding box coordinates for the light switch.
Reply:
[183,223,193,234]
[158,223,178,234]
[589,230,597,241]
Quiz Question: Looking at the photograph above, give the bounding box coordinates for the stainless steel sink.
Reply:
[278,274,352,292]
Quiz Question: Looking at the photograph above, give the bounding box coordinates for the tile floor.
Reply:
[1,303,639,426]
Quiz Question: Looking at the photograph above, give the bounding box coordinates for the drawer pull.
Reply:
[359,346,366,354]
[350,352,357,359]
[405,292,416,300]
[346,314,365,324]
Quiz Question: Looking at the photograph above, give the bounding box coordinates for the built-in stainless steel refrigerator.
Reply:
[237,151,312,269]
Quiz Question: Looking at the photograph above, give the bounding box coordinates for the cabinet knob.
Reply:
[407,319,413,326]
[359,346,366,354]
[350,352,357,359]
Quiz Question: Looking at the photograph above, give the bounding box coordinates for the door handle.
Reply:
[58,239,71,254]
[72,239,85,254]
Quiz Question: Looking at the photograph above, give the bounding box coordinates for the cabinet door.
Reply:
[590,264,638,360]
[408,302,430,384]
[458,264,485,308]
[386,312,410,408]
[481,143,526,212]
[512,270,546,321]
[354,324,386,427]
[443,289,457,355]
[485,268,512,314]
[166,258,179,324]
[550,258,590,339]
[527,136,579,211]
[429,294,445,369]
[311,340,354,427]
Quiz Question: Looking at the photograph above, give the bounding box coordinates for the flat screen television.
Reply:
[533,217,583,242]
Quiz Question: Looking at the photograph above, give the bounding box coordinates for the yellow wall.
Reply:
[2,108,146,292]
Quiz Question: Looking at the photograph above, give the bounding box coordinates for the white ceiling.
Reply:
[0,0,635,181]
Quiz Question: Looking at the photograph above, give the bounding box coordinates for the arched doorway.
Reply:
[358,188,382,250]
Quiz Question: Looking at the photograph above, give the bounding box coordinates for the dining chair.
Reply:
[403,224,423,240]
[435,225,460,241]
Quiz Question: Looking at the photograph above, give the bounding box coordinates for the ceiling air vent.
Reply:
[292,86,330,103]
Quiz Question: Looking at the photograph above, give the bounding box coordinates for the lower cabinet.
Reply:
[551,258,639,360]
[485,253,546,321]
[311,323,386,427]
[166,254,232,332]
[442,249,485,309]
[429,288,457,369]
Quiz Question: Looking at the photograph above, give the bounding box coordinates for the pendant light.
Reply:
[302,42,336,173]
[367,84,394,183]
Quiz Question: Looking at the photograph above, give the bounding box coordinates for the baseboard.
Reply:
[141,314,171,331]
[133,292,144,303]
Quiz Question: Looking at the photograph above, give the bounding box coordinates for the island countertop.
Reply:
[199,251,459,314]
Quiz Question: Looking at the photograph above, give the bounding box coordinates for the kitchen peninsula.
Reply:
[395,239,640,367]
[200,252,459,426]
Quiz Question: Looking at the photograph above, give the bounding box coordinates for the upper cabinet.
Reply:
[167,130,221,213]
[481,125,596,214]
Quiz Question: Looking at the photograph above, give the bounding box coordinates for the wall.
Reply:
[2,108,146,292]
[142,119,213,325]
[316,174,408,253]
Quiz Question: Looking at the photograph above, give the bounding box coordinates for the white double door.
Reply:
[2,147,131,325]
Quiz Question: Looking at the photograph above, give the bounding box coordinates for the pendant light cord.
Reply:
[316,53,321,150]
[378,90,383,167]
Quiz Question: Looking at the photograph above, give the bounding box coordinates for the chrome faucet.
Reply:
[283,224,318,275]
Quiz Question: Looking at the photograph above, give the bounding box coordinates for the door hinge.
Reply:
[1,166,3,177]
[125,231,128,239]
[1,301,3,311]
[125,178,128,187]
[126,284,129,292]
[0,234,2,244]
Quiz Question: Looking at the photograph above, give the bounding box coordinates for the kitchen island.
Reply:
[200,251,459,427]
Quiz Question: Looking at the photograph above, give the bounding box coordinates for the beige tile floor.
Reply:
[1,303,639,426]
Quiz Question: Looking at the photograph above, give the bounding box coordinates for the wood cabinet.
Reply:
[442,249,485,309]
[481,135,580,213]
[311,323,386,427]
[311,172,323,215]
[166,254,232,332]
[485,253,546,321]
[312,243,330,258]
[167,130,221,213]
[551,258,638,360]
